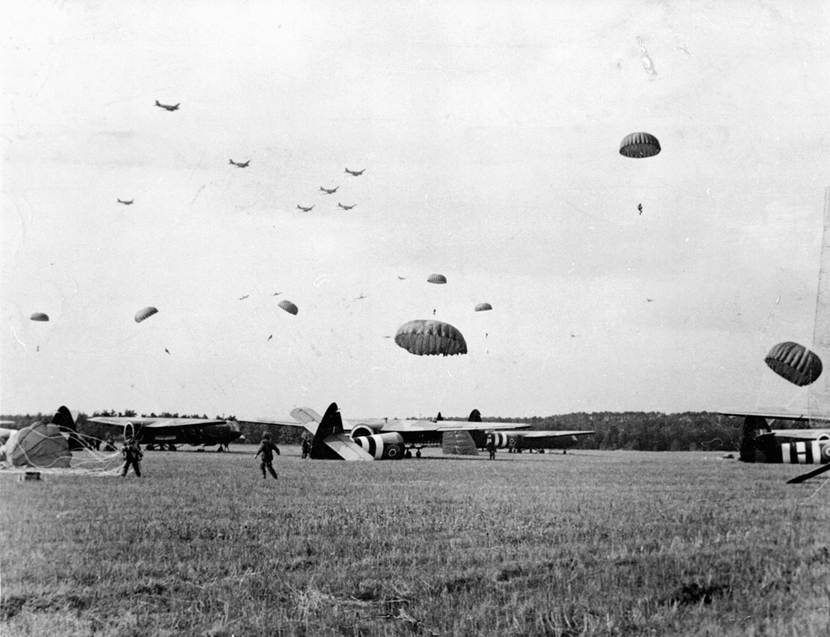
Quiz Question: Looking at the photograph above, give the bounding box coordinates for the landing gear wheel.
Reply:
[404,449,413,459]
[415,449,422,458]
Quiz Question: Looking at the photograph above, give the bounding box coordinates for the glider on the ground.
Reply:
[255,403,591,460]
[87,414,244,451]
[720,411,830,483]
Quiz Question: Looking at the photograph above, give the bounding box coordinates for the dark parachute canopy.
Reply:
[30,312,49,322]
[619,132,661,158]
[474,303,492,312]
[134,306,158,323]
[394,319,467,356]
[764,341,822,386]
[427,273,447,284]
[278,299,299,315]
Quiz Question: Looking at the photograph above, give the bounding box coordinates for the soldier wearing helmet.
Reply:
[255,432,280,480]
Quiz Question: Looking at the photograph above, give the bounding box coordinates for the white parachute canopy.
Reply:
[0,422,71,468]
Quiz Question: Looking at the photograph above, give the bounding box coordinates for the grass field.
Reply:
[1,447,828,636]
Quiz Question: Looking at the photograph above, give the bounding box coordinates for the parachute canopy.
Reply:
[474,303,492,312]
[619,132,661,158]
[427,274,447,285]
[278,299,299,315]
[30,312,49,322]
[134,306,158,323]
[764,341,823,386]
[394,319,467,356]
[0,422,71,468]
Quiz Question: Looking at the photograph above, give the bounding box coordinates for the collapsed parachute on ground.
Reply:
[619,132,661,158]
[427,274,447,284]
[134,306,158,323]
[30,312,49,322]
[474,303,492,312]
[394,319,467,356]
[278,300,299,315]
[0,422,71,468]
[764,341,822,386]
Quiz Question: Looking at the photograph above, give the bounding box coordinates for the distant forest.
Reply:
[0,410,750,451]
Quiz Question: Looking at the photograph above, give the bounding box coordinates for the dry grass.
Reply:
[1,448,828,636]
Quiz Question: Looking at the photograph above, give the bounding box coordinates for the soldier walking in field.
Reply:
[256,432,280,479]
[121,437,143,477]
[486,434,497,461]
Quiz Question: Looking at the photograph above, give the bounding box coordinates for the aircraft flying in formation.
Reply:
[297,204,314,212]
[88,414,244,451]
[256,403,592,460]
[154,100,180,111]
[229,159,250,168]
[338,203,356,211]
[344,168,365,176]
[319,186,339,194]
[117,199,134,205]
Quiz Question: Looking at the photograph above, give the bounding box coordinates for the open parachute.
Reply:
[427,274,447,285]
[474,303,492,312]
[394,319,467,356]
[764,341,823,386]
[619,132,661,158]
[0,422,71,468]
[134,306,158,323]
[30,312,50,322]
[278,299,299,315]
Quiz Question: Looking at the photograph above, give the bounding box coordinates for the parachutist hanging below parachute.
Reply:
[637,203,643,215]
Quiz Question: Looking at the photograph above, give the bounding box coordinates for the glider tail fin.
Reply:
[442,430,479,455]
[51,405,84,450]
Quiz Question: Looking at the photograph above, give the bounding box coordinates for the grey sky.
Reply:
[2,1,829,418]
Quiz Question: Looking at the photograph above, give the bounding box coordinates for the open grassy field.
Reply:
[1,448,828,636]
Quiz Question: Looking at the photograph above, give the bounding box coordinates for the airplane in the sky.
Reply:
[338,203,356,210]
[257,403,591,460]
[117,198,134,205]
[87,414,244,451]
[154,100,180,111]
[319,186,339,194]
[344,167,365,176]
[229,159,250,168]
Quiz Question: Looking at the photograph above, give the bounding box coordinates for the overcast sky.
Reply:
[2,1,829,419]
